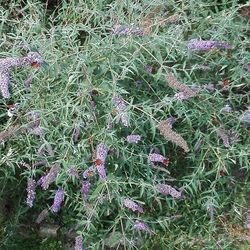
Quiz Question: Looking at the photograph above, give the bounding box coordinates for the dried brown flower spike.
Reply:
[166,73,196,97]
[158,120,189,152]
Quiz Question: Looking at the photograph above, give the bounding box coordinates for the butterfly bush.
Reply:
[166,73,196,97]
[158,120,190,152]
[156,184,182,199]
[148,153,169,165]
[52,188,64,213]
[81,181,91,197]
[112,24,144,36]
[112,95,130,127]
[40,163,60,190]
[123,198,144,213]
[126,134,141,143]
[0,52,43,98]
[36,209,49,224]
[95,143,108,181]
[26,178,36,207]
[75,235,84,250]
[133,220,154,234]
[187,39,232,51]
[68,167,79,179]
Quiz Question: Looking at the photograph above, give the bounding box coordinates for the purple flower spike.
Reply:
[126,134,141,143]
[75,235,83,250]
[112,25,144,36]
[52,188,64,213]
[81,181,91,196]
[148,153,169,165]
[133,220,154,234]
[188,39,232,51]
[156,184,182,199]
[95,143,108,181]
[123,198,144,213]
[68,167,79,179]
[41,163,60,190]
[96,143,108,162]
[112,95,130,127]
[36,209,49,224]
[173,91,190,101]
[96,164,107,181]
[26,178,36,207]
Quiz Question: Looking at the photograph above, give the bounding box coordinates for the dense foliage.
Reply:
[0,0,249,249]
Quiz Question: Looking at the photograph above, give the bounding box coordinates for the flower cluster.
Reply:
[52,188,64,213]
[68,167,79,179]
[112,25,144,36]
[123,198,144,213]
[133,220,154,234]
[36,209,49,224]
[158,120,189,152]
[95,143,108,181]
[26,178,36,207]
[156,184,182,199]
[112,95,130,127]
[187,39,232,51]
[81,181,91,197]
[75,235,84,250]
[40,164,60,190]
[126,134,141,143]
[166,73,196,98]
[148,153,169,166]
[0,52,43,99]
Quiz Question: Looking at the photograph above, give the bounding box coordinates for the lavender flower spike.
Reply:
[133,220,154,234]
[95,143,108,181]
[156,183,182,199]
[126,134,141,143]
[81,181,91,196]
[52,188,64,213]
[148,153,169,165]
[112,25,144,36]
[75,235,84,250]
[123,198,144,213]
[41,163,60,190]
[96,164,107,181]
[112,95,130,127]
[187,39,232,51]
[96,143,108,162]
[0,52,43,98]
[36,209,49,224]
[26,178,36,207]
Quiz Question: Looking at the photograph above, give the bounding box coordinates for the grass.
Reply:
[0,0,250,249]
